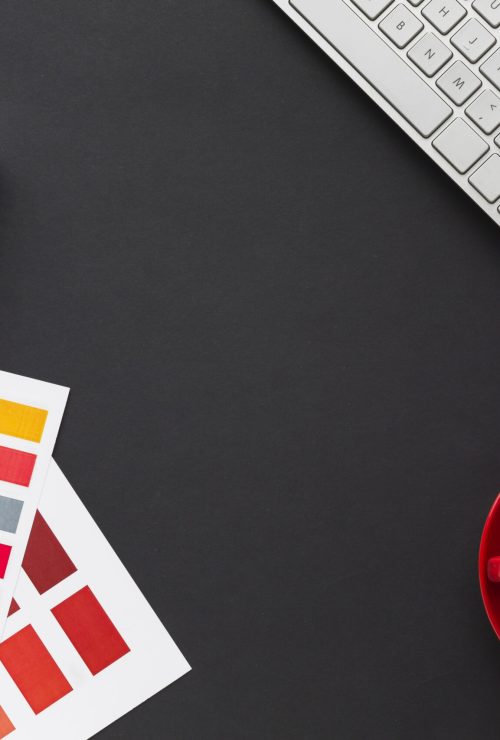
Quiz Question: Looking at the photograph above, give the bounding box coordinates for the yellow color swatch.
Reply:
[0,399,48,443]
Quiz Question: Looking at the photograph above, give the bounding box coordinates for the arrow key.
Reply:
[465,89,500,134]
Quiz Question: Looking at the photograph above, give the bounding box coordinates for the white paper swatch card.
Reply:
[0,460,190,739]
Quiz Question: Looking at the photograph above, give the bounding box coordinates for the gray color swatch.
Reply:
[0,496,23,534]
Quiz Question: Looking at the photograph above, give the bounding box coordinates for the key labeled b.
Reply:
[379,4,423,47]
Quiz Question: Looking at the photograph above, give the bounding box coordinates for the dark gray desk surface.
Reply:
[2,1,500,737]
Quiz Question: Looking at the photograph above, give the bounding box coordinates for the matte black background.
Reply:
[1,0,500,737]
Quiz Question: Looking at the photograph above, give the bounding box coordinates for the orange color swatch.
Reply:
[0,708,14,738]
[0,399,48,443]
[0,625,72,713]
[52,586,130,675]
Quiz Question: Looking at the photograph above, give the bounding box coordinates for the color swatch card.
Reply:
[0,372,69,638]
[0,460,190,739]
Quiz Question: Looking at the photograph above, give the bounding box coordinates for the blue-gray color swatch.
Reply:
[0,495,23,534]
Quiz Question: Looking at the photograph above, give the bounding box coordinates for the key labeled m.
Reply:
[452,76,466,89]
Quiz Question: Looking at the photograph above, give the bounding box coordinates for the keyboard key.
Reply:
[433,118,489,172]
[451,18,496,62]
[379,4,423,47]
[407,32,453,75]
[465,89,500,132]
[290,0,453,137]
[480,49,500,90]
[469,154,500,201]
[351,0,394,20]
[436,61,482,104]
[473,0,500,27]
[422,0,467,33]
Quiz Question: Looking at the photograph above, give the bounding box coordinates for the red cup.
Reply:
[479,494,500,638]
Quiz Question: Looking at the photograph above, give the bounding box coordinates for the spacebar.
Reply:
[289,0,452,138]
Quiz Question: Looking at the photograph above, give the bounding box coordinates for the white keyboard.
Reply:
[272,0,500,226]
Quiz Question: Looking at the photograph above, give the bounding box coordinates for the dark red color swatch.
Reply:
[0,446,36,487]
[22,512,77,594]
[7,599,19,617]
[52,586,130,675]
[0,625,72,714]
[0,545,12,579]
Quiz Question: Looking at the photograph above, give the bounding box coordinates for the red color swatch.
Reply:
[23,512,77,594]
[0,625,72,714]
[0,707,14,738]
[0,446,36,487]
[7,599,18,617]
[0,545,12,579]
[52,586,130,675]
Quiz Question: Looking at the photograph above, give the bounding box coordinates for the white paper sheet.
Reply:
[0,460,190,739]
